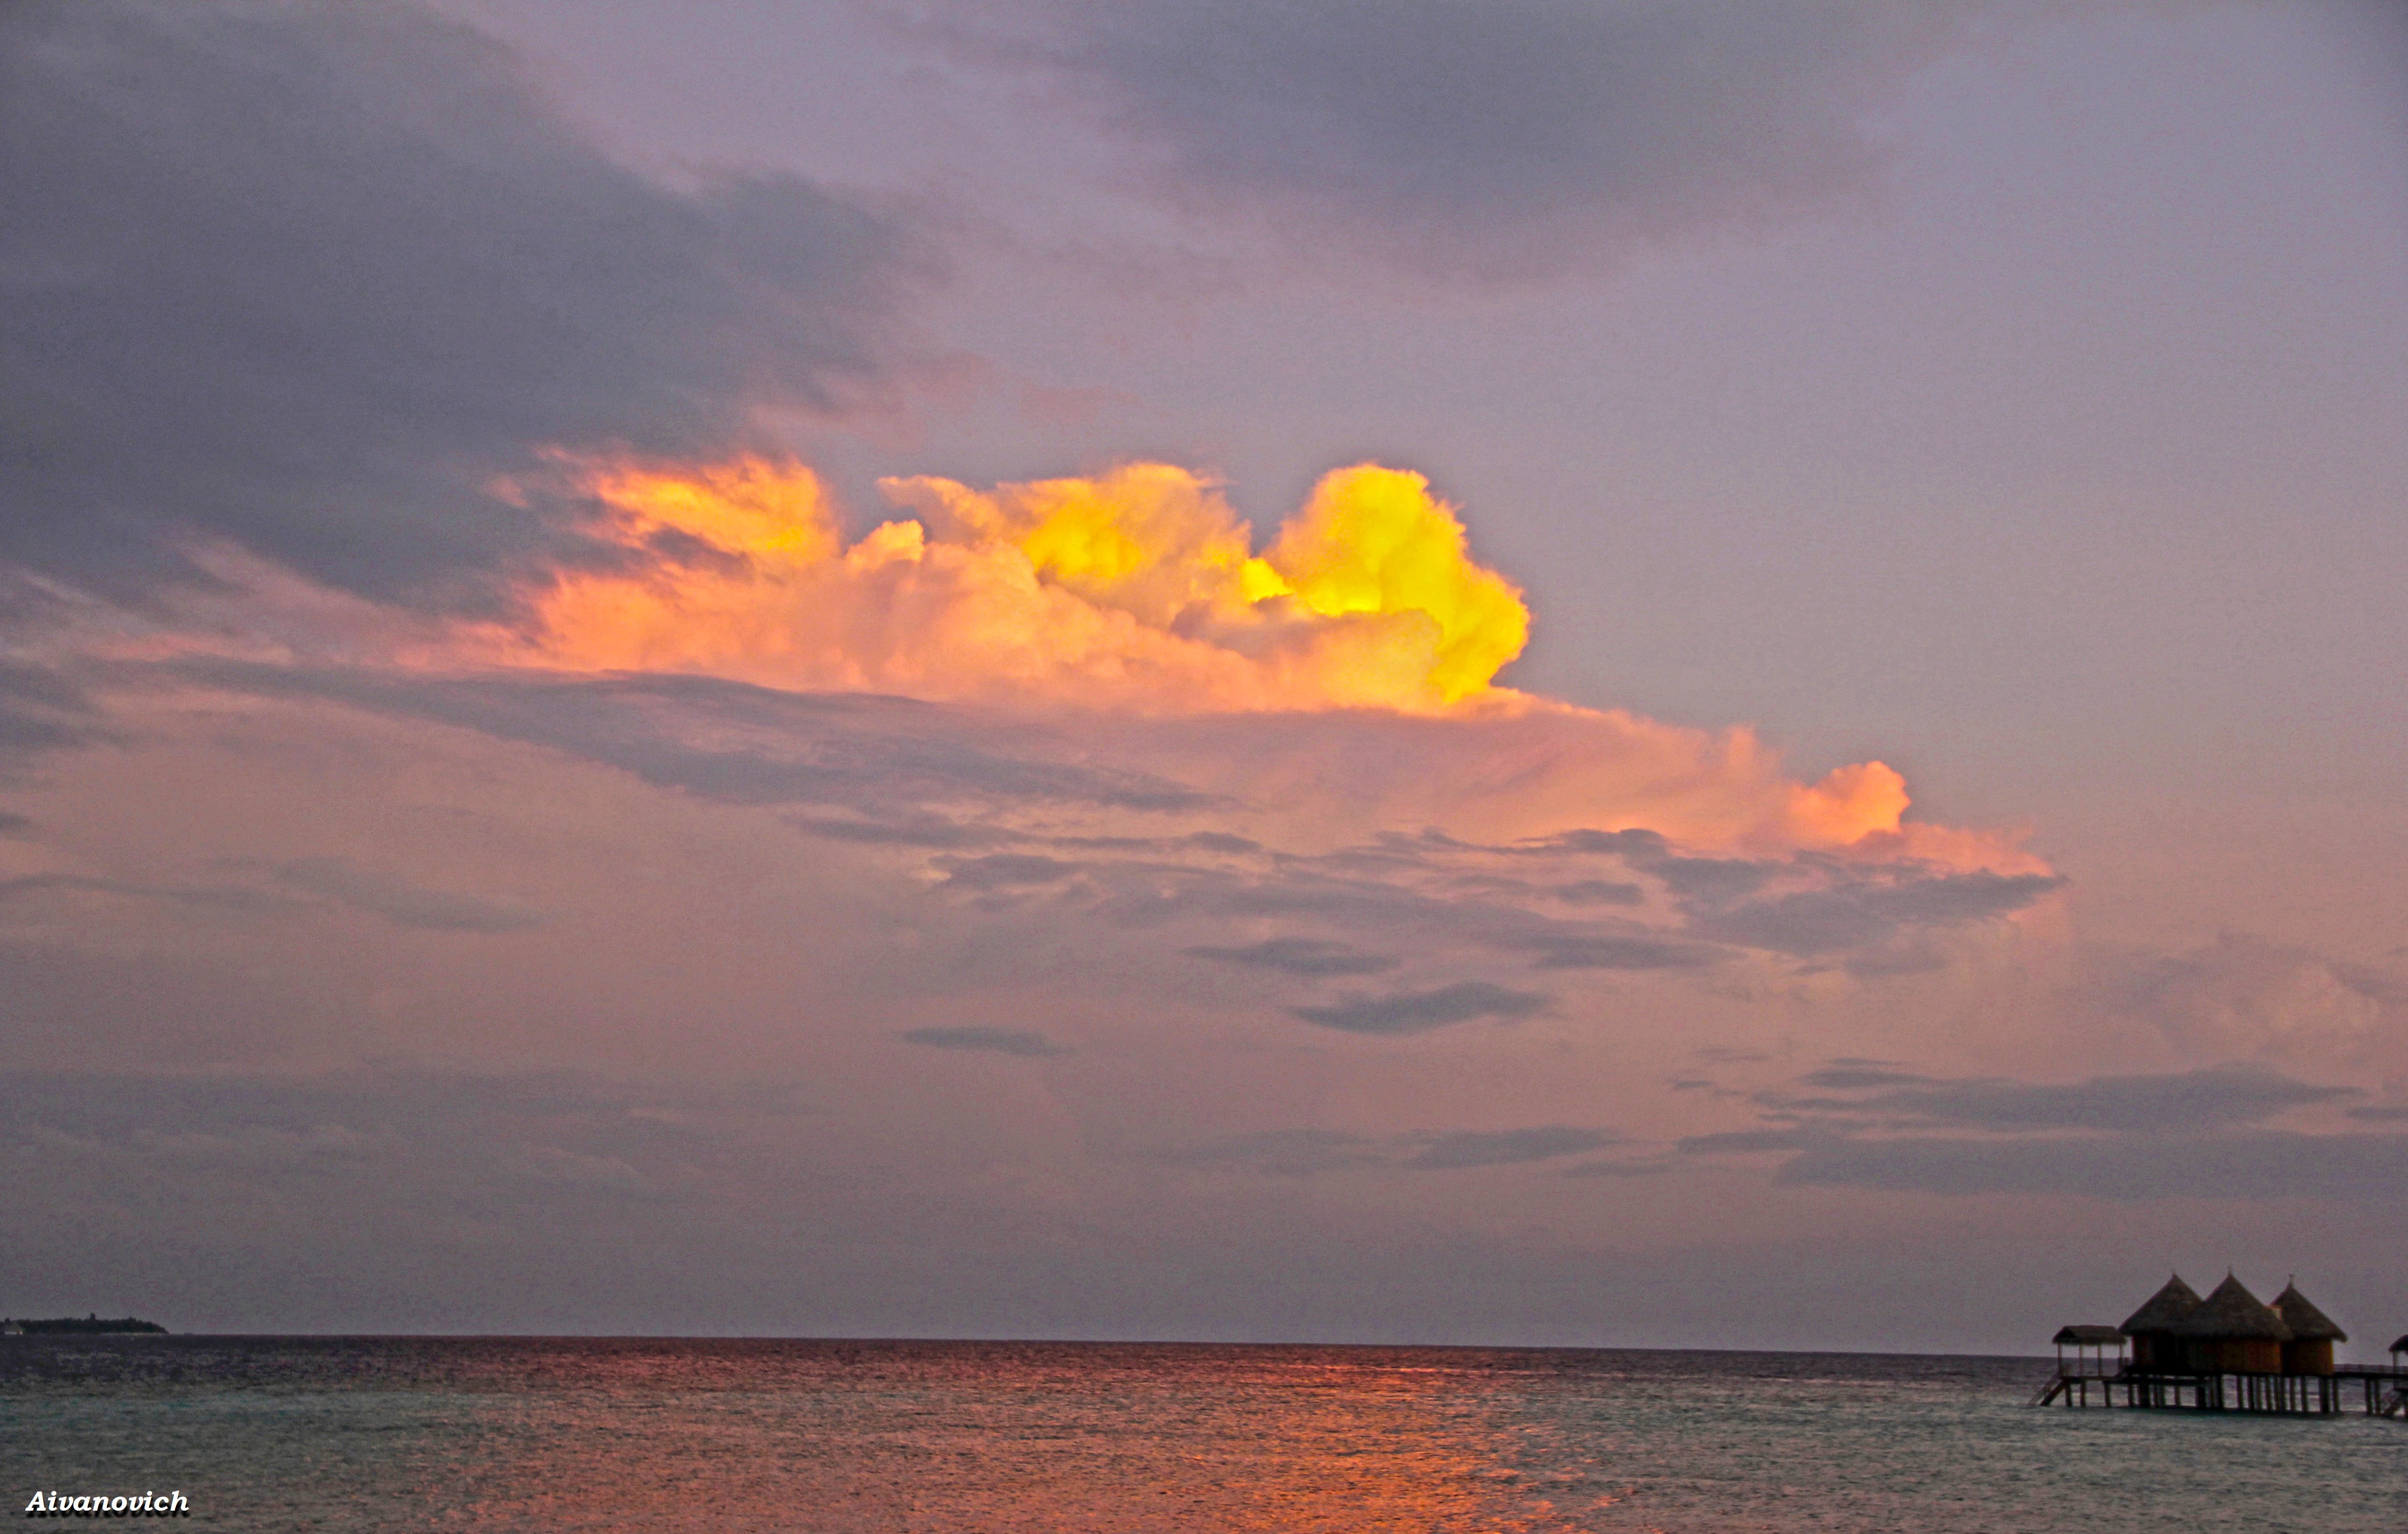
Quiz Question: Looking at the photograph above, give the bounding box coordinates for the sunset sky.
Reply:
[4,0,2404,1352]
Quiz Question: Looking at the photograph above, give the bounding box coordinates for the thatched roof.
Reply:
[2119,1272,2202,1335]
[2170,1272,2291,1340]
[2390,1334,2408,1355]
[2270,1281,2346,1343]
[2055,1325,2124,1346]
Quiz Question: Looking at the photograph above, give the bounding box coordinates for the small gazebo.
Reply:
[2119,1272,2202,1373]
[2052,1325,2126,1378]
[2270,1280,2347,1376]
[2172,1273,2290,1374]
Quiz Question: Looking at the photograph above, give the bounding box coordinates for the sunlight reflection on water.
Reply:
[4,1339,2400,1531]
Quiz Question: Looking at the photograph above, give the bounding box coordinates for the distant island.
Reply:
[0,1315,168,1335]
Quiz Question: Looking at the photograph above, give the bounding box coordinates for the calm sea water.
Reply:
[3,1338,2400,1531]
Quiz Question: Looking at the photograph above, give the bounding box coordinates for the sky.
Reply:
[2,0,2403,1352]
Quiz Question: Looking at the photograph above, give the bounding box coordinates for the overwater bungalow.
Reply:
[2170,1272,2288,1375]
[2118,1272,2201,1373]
[2040,1271,2400,1416]
[2271,1281,2346,1376]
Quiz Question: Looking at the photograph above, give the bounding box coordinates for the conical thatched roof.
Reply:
[2120,1272,2202,1335]
[2270,1281,2346,1343]
[2389,1334,2407,1355]
[2054,1324,2124,1346]
[2170,1272,2291,1340]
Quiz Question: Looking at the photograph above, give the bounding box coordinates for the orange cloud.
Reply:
[497,453,2037,871]
[528,455,1529,712]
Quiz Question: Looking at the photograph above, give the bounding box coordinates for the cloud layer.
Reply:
[1,0,925,604]
[950,0,1996,277]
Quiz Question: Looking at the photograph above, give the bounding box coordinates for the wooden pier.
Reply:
[2034,1363,2406,1416]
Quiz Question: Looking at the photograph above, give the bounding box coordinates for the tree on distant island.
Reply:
[0,1315,168,1335]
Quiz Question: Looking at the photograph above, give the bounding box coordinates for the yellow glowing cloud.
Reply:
[493,452,2036,870]
[1254,465,1530,704]
[528,455,1531,714]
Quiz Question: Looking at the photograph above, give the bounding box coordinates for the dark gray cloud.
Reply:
[789,815,1003,849]
[1551,880,1645,907]
[1145,1123,1610,1175]
[1753,1064,2350,1137]
[0,871,287,916]
[0,662,106,765]
[1694,870,2064,956]
[1561,1157,1674,1179]
[1652,857,1776,901]
[273,856,543,933]
[1681,1062,2391,1204]
[1144,1128,1382,1177]
[1778,1063,2357,1134]
[899,1026,1069,1057]
[1796,1064,1930,1090]
[967,0,1986,277]
[1401,1125,1614,1170]
[1778,1130,2408,1203]
[2,0,928,604]
[0,857,530,934]
[1180,937,1398,976]
[1517,933,1717,972]
[1291,980,1547,1036]
[170,663,1218,816]
[937,854,1080,891]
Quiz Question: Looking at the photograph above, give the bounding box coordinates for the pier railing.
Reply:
[2035,1363,2406,1417]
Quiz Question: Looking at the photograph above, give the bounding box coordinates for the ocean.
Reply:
[4,1338,2399,1530]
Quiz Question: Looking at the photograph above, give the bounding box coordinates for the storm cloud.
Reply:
[965,0,2002,277]
[0,0,927,603]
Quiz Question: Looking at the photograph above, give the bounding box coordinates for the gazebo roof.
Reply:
[2170,1273,2291,1340]
[2119,1272,2202,1335]
[2054,1325,2124,1346]
[2269,1281,2346,1343]
[2390,1334,2408,1355]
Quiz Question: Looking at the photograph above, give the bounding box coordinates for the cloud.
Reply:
[935,854,1082,892]
[1517,934,1717,972]
[1691,870,2065,956]
[2079,933,2406,1064]
[1144,1128,1382,1176]
[515,456,1536,713]
[1291,980,1547,1036]
[953,0,1998,278]
[1401,1125,1614,1170]
[1181,937,1398,976]
[1796,1064,1931,1090]
[0,0,926,604]
[170,663,1220,817]
[1777,1130,2408,1204]
[0,662,106,766]
[273,856,543,933]
[791,815,1002,849]
[1145,1123,1611,1174]
[1737,1062,2358,1136]
[899,1025,1070,1057]
[1550,880,1644,907]
[0,871,286,916]
[1795,1064,2357,1133]
[1681,1062,2393,1204]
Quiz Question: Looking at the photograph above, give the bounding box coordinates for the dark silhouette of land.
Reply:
[2,1314,168,1335]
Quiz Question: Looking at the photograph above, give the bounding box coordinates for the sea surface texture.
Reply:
[4,1338,2400,1531]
